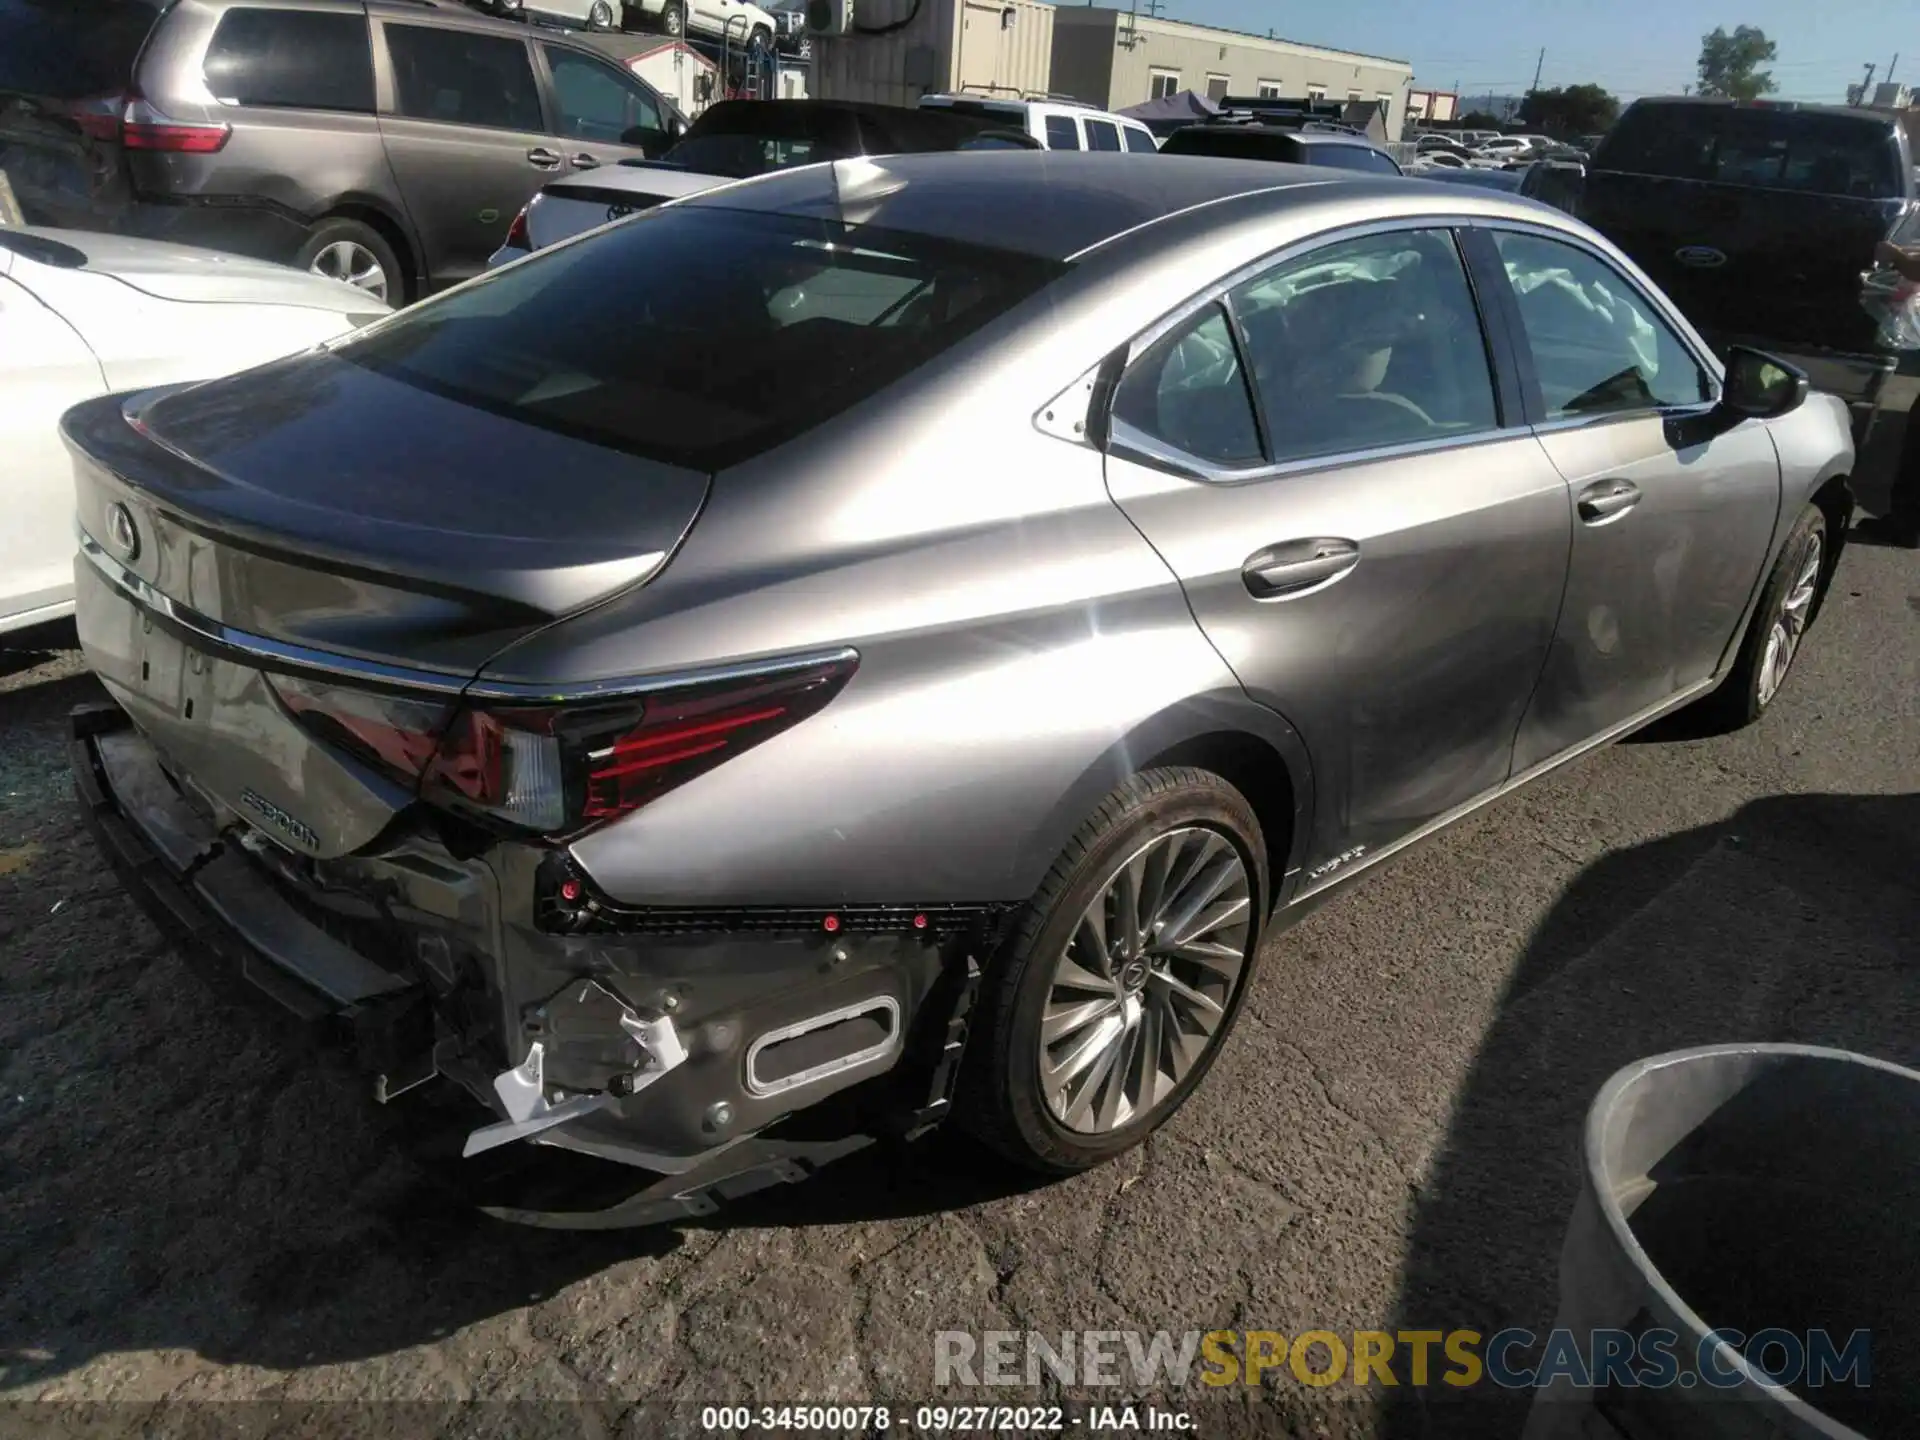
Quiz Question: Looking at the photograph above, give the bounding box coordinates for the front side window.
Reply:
[545,46,660,143]
[1044,114,1080,150]
[337,209,1064,470]
[386,25,542,133]
[203,8,373,112]
[1228,228,1498,464]
[1111,304,1262,467]
[1490,231,1710,418]
[1123,126,1157,153]
[1085,118,1121,152]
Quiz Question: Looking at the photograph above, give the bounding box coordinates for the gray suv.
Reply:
[0,0,684,302]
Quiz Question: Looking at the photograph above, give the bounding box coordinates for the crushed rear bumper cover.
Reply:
[71,701,990,1226]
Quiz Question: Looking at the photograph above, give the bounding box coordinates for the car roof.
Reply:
[1621,94,1895,125]
[680,150,1545,260]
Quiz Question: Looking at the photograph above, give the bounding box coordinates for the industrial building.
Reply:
[1048,8,1411,125]
[809,0,1410,130]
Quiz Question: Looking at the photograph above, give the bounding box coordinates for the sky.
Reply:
[1168,0,1917,104]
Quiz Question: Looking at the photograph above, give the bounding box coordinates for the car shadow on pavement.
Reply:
[1383,790,1920,1439]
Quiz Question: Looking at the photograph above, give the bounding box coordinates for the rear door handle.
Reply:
[1243,538,1360,599]
[527,146,563,169]
[570,152,600,169]
[1577,478,1641,524]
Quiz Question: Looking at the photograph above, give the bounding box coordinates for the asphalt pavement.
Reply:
[2,393,1916,1438]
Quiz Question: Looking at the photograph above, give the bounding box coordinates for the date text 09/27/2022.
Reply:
[698,1405,1195,1432]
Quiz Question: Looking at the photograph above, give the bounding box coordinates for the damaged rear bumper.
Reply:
[71,702,990,1224]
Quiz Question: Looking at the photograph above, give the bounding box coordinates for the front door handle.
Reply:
[570,152,600,169]
[527,146,563,169]
[1243,538,1360,599]
[1577,478,1641,524]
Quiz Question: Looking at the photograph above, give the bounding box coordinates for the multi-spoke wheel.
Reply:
[1040,828,1251,1134]
[957,767,1268,1174]
[1700,502,1830,730]
[295,217,404,308]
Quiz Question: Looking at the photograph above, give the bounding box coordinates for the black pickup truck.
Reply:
[1582,97,1920,439]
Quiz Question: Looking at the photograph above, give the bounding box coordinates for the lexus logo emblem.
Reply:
[107,502,140,562]
[1674,245,1728,269]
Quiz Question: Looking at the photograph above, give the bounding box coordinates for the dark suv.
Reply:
[1583,97,1920,438]
[0,0,684,302]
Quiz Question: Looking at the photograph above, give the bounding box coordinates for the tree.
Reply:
[1458,110,1503,129]
[1697,25,1777,101]
[1518,84,1621,137]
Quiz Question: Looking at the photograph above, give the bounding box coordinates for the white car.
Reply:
[624,0,779,48]
[917,95,1158,153]
[489,164,734,267]
[0,229,386,636]
[498,0,623,28]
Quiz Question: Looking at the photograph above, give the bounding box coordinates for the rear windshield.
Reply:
[0,0,162,99]
[1596,104,1903,198]
[338,207,1065,470]
[1160,128,1299,162]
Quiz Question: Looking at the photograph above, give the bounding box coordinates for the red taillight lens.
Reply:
[505,205,531,251]
[122,120,231,153]
[267,675,455,781]
[578,661,852,824]
[271,657,855,839]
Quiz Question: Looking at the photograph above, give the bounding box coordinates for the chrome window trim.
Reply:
[1106,214,1516,485]
[1108,413,1530,488]
[1466,216,1727,412]
[77,529,859,704]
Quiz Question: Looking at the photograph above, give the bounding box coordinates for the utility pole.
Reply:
[1531,46,1545,95]
[1888,52,1901,83]
[1862,61,1879,99]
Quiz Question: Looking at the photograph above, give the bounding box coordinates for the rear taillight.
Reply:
[504,205,532,252]
[269,656,856,839]
[119,91,229,153]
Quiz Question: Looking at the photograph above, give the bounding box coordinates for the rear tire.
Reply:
[587,0,614,28]
[659,0,684,35]
[296,217,403,306]
[955,767,1268,1175]
[1696,502,1827,730]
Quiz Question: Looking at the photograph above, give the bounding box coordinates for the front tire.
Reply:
[1698,502,1827,729]
[956,768,1268,1175]
[587,0,614,27]
[658,0,684,35]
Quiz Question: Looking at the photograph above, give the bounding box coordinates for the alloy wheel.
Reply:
[589,0,613,27]
[308,240,389,302]
[1038,827,1252,1135]
[1756,531,1821,707]
[663,2,682,34]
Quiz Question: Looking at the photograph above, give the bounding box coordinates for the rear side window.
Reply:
[1085,119,1122,152]
[386,24,542,133]
[1044,115,1080,150]
[1718,111,1899,197]
[1111,304,1262,465]
[1594,105,1720,179]
[1123,126,1157,153]
[0,0,160,99]
[203,9,374,113]
[339,208,1065,469]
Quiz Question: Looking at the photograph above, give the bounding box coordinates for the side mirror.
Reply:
[1720,345,1809,420]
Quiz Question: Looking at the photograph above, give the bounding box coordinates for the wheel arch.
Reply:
[1018,690,1314,919]
[1807,469,1854,619]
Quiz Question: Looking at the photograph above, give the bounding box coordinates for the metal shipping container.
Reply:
[811,0,1054,110]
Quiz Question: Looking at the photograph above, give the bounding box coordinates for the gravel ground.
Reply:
[2,399,1917,1438]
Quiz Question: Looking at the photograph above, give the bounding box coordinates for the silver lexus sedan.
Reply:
[64,154,1853,1224]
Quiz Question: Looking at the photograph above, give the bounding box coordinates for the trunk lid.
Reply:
[68,350,710,676]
